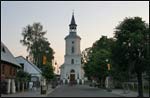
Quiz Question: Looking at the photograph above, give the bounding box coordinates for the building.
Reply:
[1,42,21,94]
[15,56,42,88]
[60,13,84,84]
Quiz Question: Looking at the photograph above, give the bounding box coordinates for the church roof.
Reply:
[15,56,42,74]
[1,42,21,68]
[65,33,81,40]
[69,13,77,26]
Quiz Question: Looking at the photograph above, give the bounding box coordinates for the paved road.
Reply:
[47,85,122,97]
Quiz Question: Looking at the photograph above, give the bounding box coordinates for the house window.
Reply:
[20,63,24,69]
[71,47,74,53]
[1,64,5,74]
[1,47,5,53]
[9,66,12,75]
[13,68,16,76]
[71,59,74,64]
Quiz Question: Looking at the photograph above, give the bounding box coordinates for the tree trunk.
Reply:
[22,82,24,92]
[17,81,20,92]
[137,72,143,97]
[100,79,103,88]
[148,71,150,97]
[101,78,104,88]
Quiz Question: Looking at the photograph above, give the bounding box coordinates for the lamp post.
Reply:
[106,59,112,92]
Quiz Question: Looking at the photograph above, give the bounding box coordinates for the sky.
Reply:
[1,1,149,73]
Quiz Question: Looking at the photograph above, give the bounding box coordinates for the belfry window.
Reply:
[71,59,74,64]
[72,41,74,44]
[71,47,74,53]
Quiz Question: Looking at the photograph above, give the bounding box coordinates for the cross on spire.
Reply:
[72,9,74,15]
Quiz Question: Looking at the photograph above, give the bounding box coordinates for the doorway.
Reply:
[70,69,75,85]
[70,74,75,81]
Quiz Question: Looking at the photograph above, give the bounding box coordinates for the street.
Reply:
[47,85,122,97]
[1,84,149,97]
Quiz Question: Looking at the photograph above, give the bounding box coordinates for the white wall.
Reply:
[16,56,42,81]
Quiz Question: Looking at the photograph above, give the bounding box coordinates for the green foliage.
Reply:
[82,36,115,82]
[113,17,149,97]
[16,70,31,82]
[82,17,149,94]
[20,22,55,81]
[113,17,149,74]
[20,22,47,52]
[41,62,55,81]
[20,22,54,67]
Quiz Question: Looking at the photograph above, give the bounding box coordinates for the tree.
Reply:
[20,22,55,82]
[113,17,149,97]
[145,27,150,96]
[82,36,115,87]
[16,70,31,82]
[16,70,31,91]
[41,62,55,81]
[20,22,54,66]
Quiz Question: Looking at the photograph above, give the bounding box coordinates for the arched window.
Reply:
[71,46,74,53]
[71,59,74,64]
[70,69,75,73]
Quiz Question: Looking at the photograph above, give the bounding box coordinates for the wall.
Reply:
[1,62,17,79]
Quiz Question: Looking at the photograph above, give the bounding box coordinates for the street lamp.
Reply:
[105,59,112,92]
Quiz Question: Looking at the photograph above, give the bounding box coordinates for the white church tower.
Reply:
[60,13,84,84]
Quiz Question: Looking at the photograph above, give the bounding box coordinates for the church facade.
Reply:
[60,13,84,84]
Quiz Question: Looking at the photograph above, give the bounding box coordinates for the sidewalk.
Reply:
[1,84,59,97]
[108,89,149,97]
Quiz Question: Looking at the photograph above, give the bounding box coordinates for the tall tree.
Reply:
[113,17,149,97]
[21,23,44,64]
[20,22,55,81]
[20,22,54,67]
[82,36,115,87]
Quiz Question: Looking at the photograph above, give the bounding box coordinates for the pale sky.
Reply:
[1,1,149,72]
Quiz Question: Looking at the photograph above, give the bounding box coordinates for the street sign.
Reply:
[107,64,110,70]
[43,55,47,65]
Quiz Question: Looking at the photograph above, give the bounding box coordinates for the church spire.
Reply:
[69,11,77,31]
[70,11,76,26]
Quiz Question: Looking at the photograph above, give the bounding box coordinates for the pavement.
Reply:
[48,84,149,97]
[109,88,149,97]
[1,84,60,97]
[1,84,149,97]
[47,84,122,97]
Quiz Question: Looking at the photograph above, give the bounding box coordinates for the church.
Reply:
[60,13,84,84]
